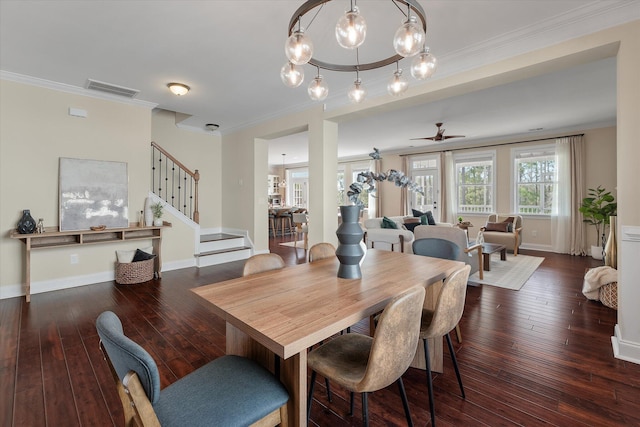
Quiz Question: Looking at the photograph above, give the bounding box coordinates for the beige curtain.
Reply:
[441,151,456,224]
[552,135,586,255]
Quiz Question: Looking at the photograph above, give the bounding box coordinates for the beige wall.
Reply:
[0,81,215,298]
[0,80,151,296]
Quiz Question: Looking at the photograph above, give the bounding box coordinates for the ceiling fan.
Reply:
[411,122,465,141]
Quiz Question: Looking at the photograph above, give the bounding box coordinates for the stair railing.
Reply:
[150,141,200,224]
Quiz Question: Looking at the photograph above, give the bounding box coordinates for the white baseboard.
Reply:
[520,243,553,252]
[0,257,197,300]
[612,324,640,365]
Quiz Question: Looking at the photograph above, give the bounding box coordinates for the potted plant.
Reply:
[579,186,617,259]
[151,202,164,227]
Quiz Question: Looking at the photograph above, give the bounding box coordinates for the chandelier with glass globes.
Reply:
[280,0,437,103]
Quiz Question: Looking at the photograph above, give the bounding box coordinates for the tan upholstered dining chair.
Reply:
[420,265,471,426]
[307,286,426,426]
[242,253,285,276]
[308,242,336,263]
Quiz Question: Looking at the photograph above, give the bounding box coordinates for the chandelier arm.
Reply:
[310,54,404,72]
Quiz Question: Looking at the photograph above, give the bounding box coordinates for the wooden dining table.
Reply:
[192,249,464,426]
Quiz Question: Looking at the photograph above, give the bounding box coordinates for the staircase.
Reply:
[149,142,253,267]
[196,233,252,267]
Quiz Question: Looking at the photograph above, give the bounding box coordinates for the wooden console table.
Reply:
[10,222,170,302]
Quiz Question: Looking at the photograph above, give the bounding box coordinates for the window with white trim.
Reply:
[455,152,495,214]
[513,145,556,215]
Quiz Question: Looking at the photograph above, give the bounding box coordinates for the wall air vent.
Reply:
[86,79,140,98]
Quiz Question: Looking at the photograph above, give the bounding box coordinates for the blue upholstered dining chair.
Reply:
[96,311,289,427]
[412,237,461,260]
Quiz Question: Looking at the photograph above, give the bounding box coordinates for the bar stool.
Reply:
[276,209,292,237]
[268,209,276,237]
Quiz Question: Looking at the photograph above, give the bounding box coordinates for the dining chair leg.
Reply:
[362,392,369,427]
[455,324,462,343]
[349,392,355,416]
[423,339,436,427]
[307,370,317,422]
[446,333,465,398]
[314,340,333,402]
[397,378,414,427]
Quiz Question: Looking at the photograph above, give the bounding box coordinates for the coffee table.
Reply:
[481,242,506,271]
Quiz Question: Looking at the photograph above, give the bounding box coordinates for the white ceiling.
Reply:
[1,1,637,165]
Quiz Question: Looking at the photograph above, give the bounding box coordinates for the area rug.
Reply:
[279,240,305,248]
[468,254,544,290]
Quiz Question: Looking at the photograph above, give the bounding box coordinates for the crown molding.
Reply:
[0,70,158,110]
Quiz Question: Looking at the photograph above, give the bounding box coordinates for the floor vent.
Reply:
[86,79,139,98]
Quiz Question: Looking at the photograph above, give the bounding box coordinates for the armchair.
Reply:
[481,214,523,255]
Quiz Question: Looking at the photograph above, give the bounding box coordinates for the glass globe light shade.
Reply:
[348,79,367,103]
[308,75,329,101]
[393,16,425,57]
[335,6,367,49]
[410,47,437,80]
[280,62,304,88]
[285,30,313,65]
[387,69,408,96]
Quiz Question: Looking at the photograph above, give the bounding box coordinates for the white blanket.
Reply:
[582,266,618,300]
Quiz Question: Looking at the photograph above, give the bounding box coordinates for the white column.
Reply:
[308,118,339,247]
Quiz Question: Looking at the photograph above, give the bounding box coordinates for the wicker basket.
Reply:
[115,258,155,285]
[599,282,618,310]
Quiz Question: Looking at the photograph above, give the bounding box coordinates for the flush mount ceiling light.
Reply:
[205,123,220,131]
[281,0,436,104]
[167,82,190,96]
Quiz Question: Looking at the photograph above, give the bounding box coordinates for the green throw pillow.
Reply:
[381,216,398,229]
[420,214,428,225]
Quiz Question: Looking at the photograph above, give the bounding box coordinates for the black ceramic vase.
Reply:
[17,209,36,234]
[336,205,365,279]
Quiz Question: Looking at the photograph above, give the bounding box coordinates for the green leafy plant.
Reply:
[579,186,617,247]
[458,216,463,223]
[151,202,164,219]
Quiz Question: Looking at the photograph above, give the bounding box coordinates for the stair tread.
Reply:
[200,233,243,243]
[196,246,251,257]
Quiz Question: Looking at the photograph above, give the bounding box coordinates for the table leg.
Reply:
[226,323,305,426]
[25,239,31,302]
[500,248,507,261]
[483,253,491,271]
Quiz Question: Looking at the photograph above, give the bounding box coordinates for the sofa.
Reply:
[363,216,415,253]
[363,215,451,254]
[480,214,523,255]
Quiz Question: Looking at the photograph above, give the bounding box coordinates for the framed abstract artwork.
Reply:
[59,158,129,231]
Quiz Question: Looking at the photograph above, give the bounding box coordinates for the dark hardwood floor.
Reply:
[2,234,639,426]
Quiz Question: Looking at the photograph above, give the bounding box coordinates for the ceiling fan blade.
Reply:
[443,135,466,139]
[410,137,437,141]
